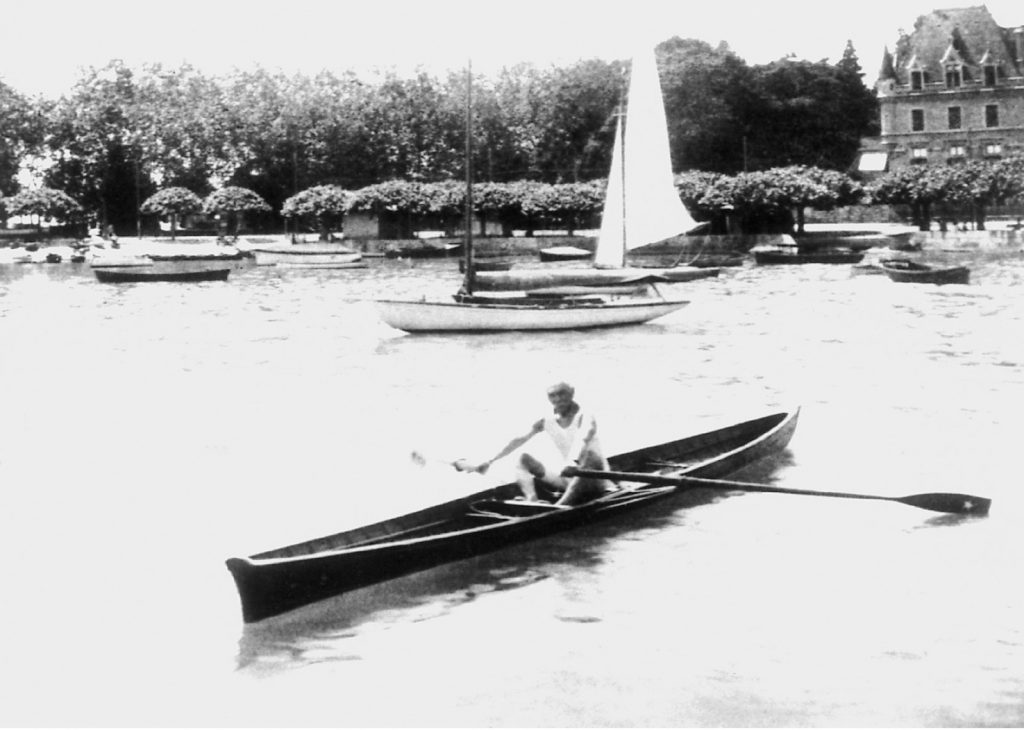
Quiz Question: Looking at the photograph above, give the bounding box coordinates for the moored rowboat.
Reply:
[539,245,592,262]
[225,408,799,622]
[251,244,362,267]
[92,263,233,283]
[754,249,864,265]
[878,258,970,285]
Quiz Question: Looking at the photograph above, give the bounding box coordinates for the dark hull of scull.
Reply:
[226,408,800,622]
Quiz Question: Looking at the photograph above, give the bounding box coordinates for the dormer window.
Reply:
[940,42,964,88]
[945,65,962,88]
[906,55,925,91]
[980,50,998,87]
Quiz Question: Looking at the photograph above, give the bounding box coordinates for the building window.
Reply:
[945,66,962,88]
[911,146,929,159]
[948,145,966,160]
[911,70,924,90]
[984,143,1002,157]
[911,109,925,131]
[948,107,962,130]
[986,104,999,128]
[984,65,997,86]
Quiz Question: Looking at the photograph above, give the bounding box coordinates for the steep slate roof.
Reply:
[887,6,1021,84]
[879,47,897,80]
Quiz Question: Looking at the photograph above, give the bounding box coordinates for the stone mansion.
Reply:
[857,5,1024,174]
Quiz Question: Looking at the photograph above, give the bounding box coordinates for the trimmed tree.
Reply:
[870,166,946,231]
[4,187,83,233]
[202,186,271,238]
[522,181,604,235]
[473,180,547,236]
[281,185,351,241]
[767,165,864,235]
[139,187,203,240]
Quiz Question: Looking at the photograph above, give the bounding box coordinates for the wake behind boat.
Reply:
[225,408,800,623]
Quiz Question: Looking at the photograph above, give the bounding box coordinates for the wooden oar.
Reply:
[566,467,991,516]
[410,451,472,471]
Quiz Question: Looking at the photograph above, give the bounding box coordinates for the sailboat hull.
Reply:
[473,266,718,291]
[376,299,688,333]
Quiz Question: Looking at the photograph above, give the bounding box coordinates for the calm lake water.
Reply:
[1,250,1023,727]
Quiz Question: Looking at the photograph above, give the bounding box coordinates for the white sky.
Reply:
[2,0,1023,97]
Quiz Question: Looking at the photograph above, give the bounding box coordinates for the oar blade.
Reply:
[897,492,991,515]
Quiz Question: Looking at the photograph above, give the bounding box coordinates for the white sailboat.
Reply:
[375,55,690,334]
[477,46,708,291]
[594,48,699,268]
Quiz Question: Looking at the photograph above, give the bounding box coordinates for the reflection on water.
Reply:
[236,485,722,673]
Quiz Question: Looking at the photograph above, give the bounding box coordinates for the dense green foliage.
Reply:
[4,187,83,229]
[202,186,271,237]
[281,185,351,240]
[0,81,45,196]
[0,39,881,234]
[139,187,203,239]
[870,157,1024,230]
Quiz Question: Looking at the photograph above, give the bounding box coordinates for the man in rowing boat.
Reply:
[457,381,615,505]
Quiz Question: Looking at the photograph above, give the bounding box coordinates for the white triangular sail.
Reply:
[594,47,697,269]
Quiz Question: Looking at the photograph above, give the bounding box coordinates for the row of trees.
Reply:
[6,158,1024,239]
[9,156,1024,240]
[0,37,878,234]
[0,185,271,238]
[870,158,1024,230]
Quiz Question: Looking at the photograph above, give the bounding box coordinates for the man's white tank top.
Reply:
[542,408,603,462]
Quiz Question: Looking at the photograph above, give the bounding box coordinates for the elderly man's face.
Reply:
[547,387,574,416]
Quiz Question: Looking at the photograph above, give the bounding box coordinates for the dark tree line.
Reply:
[0,37,878,234]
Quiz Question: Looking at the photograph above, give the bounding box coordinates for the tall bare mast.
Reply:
[462,60,475,294]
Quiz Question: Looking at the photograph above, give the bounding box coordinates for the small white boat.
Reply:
[251,244,363,267]
[376,293,688,332]
[539,245,592,262]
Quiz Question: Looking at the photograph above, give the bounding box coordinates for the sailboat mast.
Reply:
[617,94,627,258]
[462,61,475,294]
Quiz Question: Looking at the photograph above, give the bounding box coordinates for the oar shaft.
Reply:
[567,468,990,515]
[572,468,881,501]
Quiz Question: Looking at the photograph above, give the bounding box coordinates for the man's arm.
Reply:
[464,421,544,473]
[460,420,543,474]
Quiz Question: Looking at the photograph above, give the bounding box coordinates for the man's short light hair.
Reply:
[547,381,574,396]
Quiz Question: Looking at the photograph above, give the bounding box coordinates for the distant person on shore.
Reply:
[457,381,615,505]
